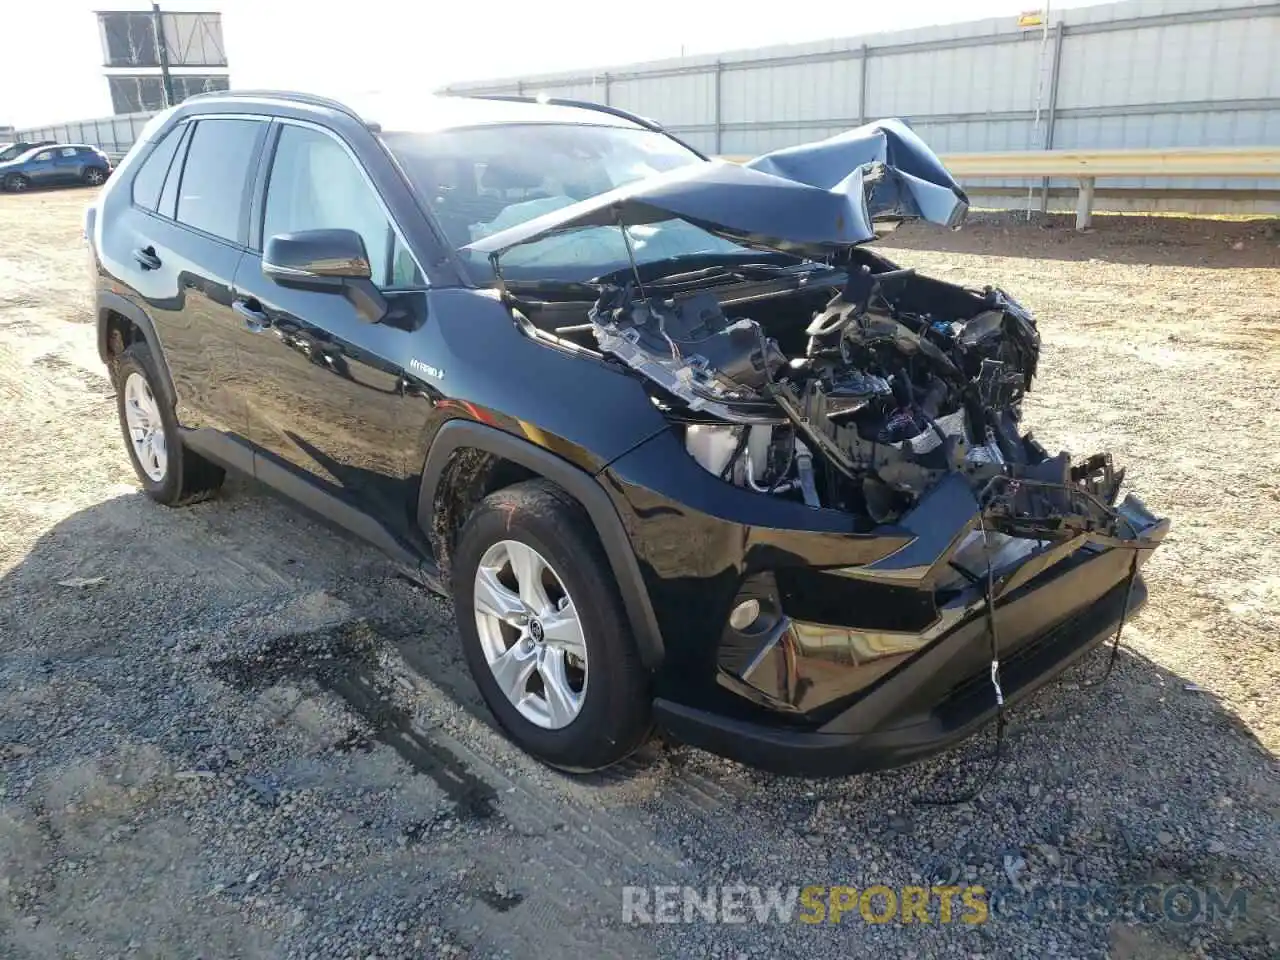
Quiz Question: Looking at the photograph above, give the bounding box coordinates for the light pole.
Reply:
[152,2,175,108]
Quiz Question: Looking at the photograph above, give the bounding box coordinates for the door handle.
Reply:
[233,298,271,331]
[133,246,161,270]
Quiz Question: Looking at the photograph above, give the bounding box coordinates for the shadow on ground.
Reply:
[1,487,1277,958]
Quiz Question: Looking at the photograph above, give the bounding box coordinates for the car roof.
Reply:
[185,90,646,135]
[362,94,644,134]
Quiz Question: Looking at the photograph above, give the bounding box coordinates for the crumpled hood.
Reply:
[463,119,968,261]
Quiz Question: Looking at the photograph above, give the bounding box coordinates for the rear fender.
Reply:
[96,291,176,403]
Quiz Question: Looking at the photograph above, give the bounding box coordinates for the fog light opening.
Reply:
[728,598,761,631]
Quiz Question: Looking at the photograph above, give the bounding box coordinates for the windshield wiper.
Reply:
[594,254,835,289]
[501,259,839,301]
[666,262,835,284]
[502,278,604,300]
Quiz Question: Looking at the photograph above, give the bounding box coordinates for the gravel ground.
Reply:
[0,190,1277,959]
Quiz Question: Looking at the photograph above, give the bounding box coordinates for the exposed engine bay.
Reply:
[461,118,1135,539]
[586,262,1129,535]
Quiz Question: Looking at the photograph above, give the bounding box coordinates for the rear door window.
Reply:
[130,124,184,212]
[174,118,267,244]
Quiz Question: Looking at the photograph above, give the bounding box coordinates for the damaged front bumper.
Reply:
[656,546,1152,776]
[605,436,1168,776]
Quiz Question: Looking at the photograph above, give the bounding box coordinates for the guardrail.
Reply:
[723,147,1280,229]
[944,147,1280,229]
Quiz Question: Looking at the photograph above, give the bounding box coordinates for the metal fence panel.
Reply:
[612,73,715,127]
[17,0,1280,213]
[722,59,861,124]
[1055,17,1279,109]
[441,0,1280,211]
[865,40,1044,117]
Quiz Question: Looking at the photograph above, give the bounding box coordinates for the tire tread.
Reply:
[115,342,225,506]
[452,478,652,772]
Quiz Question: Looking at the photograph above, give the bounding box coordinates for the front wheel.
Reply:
[83,166,108,186]
[452,479,651,771]
[4,174,30,193]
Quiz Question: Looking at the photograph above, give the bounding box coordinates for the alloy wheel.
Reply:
[123,372,167,481]
[473,539,588,729]
[6,176,27,192]
[86,168,106,185]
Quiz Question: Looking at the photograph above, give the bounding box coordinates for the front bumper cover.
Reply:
[654,486,1168,776]
[657,551,1149,776]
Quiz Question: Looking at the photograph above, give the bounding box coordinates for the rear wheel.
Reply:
[452,479,651,771]
[114,343,225,506]
[4,174,30,193]
[83,166,108,186]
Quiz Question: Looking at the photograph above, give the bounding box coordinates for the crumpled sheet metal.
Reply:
[463,118,969,260]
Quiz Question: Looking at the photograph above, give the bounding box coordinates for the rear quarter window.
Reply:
[130,124,185,213]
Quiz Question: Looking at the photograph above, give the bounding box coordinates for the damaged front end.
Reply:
[465,118,1146,545]
[585,258,1145,552]
[465,120,1169,772]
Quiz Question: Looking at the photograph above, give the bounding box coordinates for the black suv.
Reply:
[88,91,1167,775]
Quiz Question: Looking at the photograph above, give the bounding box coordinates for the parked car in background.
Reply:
[1,144,111,192]
[0,140,57,163]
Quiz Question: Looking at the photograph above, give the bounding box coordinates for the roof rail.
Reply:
[457,93,660,132]
[452,93,709,159]
[183,89,365,122]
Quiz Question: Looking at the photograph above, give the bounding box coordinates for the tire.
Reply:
[114,343,225,506]
[83,166,108,186]
[452,478,651,771]
[4,174,30,193]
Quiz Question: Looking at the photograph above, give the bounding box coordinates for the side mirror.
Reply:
[262,228,387,323]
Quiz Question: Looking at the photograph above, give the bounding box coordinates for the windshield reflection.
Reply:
[384,124,757,282]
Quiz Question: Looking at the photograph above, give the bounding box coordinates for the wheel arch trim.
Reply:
[419,419,665,670]
[96,291,176,402]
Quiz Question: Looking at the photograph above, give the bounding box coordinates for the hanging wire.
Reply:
[1086,548,1141,687]
[914,511,1006,806]
[913,481,1149,806]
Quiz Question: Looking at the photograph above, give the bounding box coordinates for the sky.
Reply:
[2,0,1112,128]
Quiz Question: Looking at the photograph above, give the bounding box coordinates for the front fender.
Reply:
[407,288,670,476]
[418,418,666,670]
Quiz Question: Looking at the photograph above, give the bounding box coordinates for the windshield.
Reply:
[384,123,771,283]
[0,144,25,163]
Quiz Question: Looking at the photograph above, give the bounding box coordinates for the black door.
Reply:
[233,121,428,537]
[106,117,269,444]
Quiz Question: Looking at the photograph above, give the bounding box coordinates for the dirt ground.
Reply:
[883,210,1280,751]
[0,189,1277,960]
